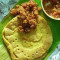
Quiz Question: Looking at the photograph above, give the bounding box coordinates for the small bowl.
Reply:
[41,0,60,20]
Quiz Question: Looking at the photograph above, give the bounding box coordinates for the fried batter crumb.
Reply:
[11,0,41,33]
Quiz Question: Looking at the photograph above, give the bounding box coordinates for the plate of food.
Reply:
[0,0,60,60]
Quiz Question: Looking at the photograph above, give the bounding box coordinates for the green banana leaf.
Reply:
[0,23,11,60]
[0,44,11,60]
[0,0,60,60]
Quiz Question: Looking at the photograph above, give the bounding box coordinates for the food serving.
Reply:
[42,0,60,20]
[2,0,53,60]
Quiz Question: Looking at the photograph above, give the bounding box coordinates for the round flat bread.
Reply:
[2,15,53,60]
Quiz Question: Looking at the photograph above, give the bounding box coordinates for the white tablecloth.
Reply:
[0,0,18,22]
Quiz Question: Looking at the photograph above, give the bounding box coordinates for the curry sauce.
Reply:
[43,0,60,18]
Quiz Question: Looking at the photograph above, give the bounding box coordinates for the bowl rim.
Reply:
[41,0,60,20]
